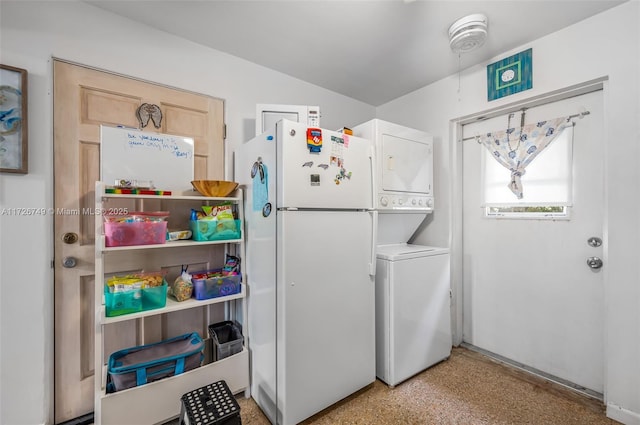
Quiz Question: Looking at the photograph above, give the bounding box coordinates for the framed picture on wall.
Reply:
[487,48,533,101]
[0,64,28,174]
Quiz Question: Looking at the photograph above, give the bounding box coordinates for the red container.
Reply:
[104,221,167,247]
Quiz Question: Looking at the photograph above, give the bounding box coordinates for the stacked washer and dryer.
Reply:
[353,119,452,387]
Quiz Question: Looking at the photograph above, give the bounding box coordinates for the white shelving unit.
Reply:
[93,182,249,425]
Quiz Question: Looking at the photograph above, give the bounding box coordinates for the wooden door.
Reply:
[53,60,225,423]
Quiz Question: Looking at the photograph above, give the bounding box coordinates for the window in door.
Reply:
[465,115,575,219]
[483,125,573,218]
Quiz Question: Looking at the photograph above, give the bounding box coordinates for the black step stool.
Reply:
[180,380,241,425]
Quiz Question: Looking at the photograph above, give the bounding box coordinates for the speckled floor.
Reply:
[235,347,618,425]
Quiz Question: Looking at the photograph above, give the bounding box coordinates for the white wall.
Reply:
[0,2,374,424]
[377,2,640,424]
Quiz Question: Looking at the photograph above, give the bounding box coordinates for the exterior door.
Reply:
[461,90,604,394]
[53,60,224,423]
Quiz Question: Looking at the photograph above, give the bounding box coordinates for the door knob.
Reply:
[63,232,78,244]
[63,257,77,268]
[586,257,603,269]
[587,237,602,247]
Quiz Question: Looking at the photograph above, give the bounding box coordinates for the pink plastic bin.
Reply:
[105,221,167,247]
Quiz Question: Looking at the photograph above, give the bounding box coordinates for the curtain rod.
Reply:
[460,110,590,142]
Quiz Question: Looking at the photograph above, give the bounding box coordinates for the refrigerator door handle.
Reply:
[369,210,378,277]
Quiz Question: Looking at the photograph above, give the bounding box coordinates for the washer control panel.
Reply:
[378,194,433,211]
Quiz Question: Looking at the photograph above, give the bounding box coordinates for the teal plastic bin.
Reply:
[105,281,168,317]
[190,219,241,242]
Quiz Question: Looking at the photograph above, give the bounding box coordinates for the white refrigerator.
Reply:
[235,119,377,425]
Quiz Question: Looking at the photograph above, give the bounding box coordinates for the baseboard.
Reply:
[607,402,640,425]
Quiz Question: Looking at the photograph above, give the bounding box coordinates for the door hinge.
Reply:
[51,259,55,269]
[223,124,227,140]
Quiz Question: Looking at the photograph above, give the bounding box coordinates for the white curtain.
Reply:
[477,116,573,199]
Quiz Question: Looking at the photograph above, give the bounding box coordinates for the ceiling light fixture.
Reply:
[448,13,488,54]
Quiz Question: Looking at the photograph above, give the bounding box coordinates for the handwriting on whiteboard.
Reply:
[126,132,193,159]
[101,125,194,192]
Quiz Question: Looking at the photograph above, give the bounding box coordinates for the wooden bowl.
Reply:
[191,180,239,197]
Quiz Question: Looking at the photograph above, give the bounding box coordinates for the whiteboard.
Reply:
[100,126,194,192]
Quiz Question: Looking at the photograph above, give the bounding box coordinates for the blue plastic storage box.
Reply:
[107,332,204,393]
[191,269,242,301]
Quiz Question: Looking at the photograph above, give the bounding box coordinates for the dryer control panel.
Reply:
[378,194,434,211]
